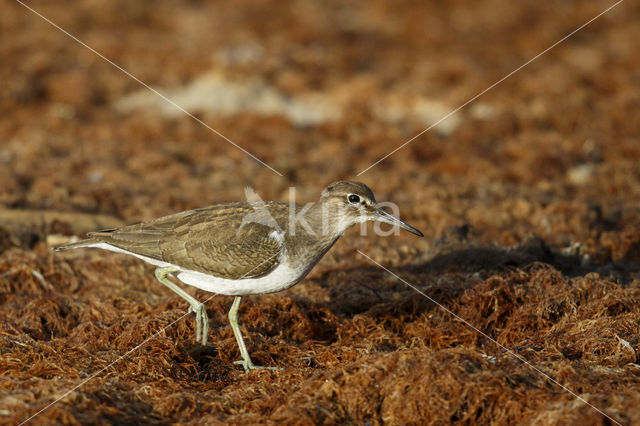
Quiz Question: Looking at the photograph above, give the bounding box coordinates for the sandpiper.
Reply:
[55,181,423,371]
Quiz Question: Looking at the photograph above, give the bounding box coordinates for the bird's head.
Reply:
[318,181,423,237]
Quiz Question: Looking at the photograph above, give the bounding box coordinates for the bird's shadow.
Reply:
[318,235,640,319]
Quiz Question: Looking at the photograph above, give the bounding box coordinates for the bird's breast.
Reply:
[175,256,306,295]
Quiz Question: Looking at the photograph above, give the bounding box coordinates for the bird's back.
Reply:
[58,202,295,279]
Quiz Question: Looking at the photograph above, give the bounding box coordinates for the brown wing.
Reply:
[89,202,288,279]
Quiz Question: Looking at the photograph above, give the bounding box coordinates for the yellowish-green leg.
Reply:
[228,296,280,372]
[155,267,208,345]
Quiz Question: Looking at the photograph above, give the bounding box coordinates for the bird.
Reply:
[55,181,423,371]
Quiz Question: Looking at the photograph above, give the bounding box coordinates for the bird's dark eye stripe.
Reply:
[348,194,360,203]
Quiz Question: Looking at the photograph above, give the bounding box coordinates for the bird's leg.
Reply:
[228,296,280,372]
[155,267,208,346]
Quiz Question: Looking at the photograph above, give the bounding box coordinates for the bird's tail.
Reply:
[53,238,96,251]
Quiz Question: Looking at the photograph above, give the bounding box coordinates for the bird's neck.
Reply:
[282,201,353,270]
[289,201,355,239]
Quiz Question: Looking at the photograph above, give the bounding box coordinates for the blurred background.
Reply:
[2,0,637,244]
[1,0,639,423]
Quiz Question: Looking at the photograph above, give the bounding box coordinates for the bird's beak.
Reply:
[375,208,424,237]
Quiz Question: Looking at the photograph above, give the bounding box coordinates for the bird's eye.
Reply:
[348,194,360,204]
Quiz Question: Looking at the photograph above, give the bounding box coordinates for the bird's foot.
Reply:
[233,358,282,372]
[189,302,209,346]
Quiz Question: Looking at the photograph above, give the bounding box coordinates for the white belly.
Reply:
[90,243,305,295]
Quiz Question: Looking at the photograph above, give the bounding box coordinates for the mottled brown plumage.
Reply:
[86,203,290,279]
